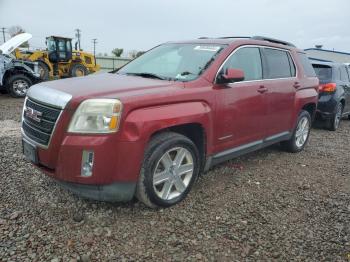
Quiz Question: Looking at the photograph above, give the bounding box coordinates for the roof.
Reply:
[305,48,350,56]
[46,36,72,40]
[308,57,333,62]
[311,61,344,68]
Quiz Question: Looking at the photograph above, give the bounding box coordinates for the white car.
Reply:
[0,33,40,97]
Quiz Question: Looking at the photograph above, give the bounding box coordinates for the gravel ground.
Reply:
[0,94,349,261]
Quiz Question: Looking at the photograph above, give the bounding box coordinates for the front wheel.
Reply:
[136,132,200,208]
[7,75,32,98]
[281,110,311,153]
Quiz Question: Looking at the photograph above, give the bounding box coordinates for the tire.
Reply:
[136,132,200,208]
[69,64,89,77]
[281,110,311,153]
[6,75,32,98]
[37,60,50,81]
[328,102,343,131]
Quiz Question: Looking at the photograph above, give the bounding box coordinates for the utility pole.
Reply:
[1,27,6,43]
[75,28,81,50]
[92,38,97,56]
[92,38,97,65]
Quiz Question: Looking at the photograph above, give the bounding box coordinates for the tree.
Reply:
[128,50,145,59]
[8,25,29,48]
[128,50,138,59]
[136,51,145,57]
[112,48,123,57]
[8,25,25,37]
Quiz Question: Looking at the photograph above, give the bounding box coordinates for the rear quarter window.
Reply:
[298,53,317,77]
[263,48,295,79]
[340,66,350,82]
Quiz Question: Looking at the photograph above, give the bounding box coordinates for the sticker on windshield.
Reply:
[194,46,220,52]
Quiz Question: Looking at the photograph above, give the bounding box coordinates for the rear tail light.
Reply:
[319,83,336,93]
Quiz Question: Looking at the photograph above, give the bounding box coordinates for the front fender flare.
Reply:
[119,101,213,147]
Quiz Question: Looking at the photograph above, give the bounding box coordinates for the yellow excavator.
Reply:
[15,35,100,80]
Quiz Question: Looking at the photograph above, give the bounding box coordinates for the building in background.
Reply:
[305,47,350,63]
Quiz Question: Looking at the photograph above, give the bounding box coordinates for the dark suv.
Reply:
[312,62,350,130]
[22,36,319,208]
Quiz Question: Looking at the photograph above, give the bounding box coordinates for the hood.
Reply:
[27,73,183,108]
[0,33,32,55]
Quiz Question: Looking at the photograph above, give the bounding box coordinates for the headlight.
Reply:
[68,99,122,133]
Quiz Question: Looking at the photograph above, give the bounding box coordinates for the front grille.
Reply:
[22,98,62,146]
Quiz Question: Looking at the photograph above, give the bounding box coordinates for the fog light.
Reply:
[81,150,94,177]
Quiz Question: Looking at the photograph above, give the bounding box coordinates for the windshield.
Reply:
[117,43,225,81]
[313,64,332,81]
[47,38,56,52]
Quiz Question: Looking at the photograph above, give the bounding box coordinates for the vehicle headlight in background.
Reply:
[68,99,122,133]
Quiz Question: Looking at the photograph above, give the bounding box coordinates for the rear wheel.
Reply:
[281,110,311,153]
[69,64,89,77]
[6,75,32,98]
[136,132,200,208]
[328,102,343,131]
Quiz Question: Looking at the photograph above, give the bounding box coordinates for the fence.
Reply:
[95,56,131,71]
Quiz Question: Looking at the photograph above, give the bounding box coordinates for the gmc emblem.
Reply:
[25,107,42,122]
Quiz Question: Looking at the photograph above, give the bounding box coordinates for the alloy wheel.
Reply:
[295,116,310,148]
[334,103,342,129]
[153,147,194,201]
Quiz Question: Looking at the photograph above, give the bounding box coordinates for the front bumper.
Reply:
[24,132,145,202]
[57,180,136,202]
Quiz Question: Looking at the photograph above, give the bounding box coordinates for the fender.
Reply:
[294,87,318,119]
[119,101,213,150]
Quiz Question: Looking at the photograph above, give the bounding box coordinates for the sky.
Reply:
[0,0,349,56]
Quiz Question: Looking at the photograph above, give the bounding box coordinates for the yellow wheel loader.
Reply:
[15,36,100,80]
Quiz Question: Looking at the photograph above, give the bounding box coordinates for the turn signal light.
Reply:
[319,83,336,93]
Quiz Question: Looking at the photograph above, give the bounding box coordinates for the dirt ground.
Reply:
[0,94,349,261]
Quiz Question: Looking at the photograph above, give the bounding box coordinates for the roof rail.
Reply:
[217,36,251,39]
[198,36,250,40]
[251,36,296,47]
[197,36,296,47]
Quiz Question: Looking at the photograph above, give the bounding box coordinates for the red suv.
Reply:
[22,36,319,208]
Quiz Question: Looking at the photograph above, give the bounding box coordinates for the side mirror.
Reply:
[217,68,245,84]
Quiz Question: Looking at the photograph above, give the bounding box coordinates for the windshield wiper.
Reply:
[179,71,196,76]
[125,72,167,80]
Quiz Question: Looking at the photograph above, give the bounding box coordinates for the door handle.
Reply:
[257,86,268,93]
[293,82,301,89]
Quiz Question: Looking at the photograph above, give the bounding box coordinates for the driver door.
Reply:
[214,47,268,153]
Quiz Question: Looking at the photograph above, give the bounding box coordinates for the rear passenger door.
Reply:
[260,47,297,137]
[340,65,350,114]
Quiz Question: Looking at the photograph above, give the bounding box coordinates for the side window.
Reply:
[297,53,317,77]
[263,48,294,79]
[340,66,349,82]
[66,41,72,52]
[222,47,262,81]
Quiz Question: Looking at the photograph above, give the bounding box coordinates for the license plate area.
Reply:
[22,140,38,164]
